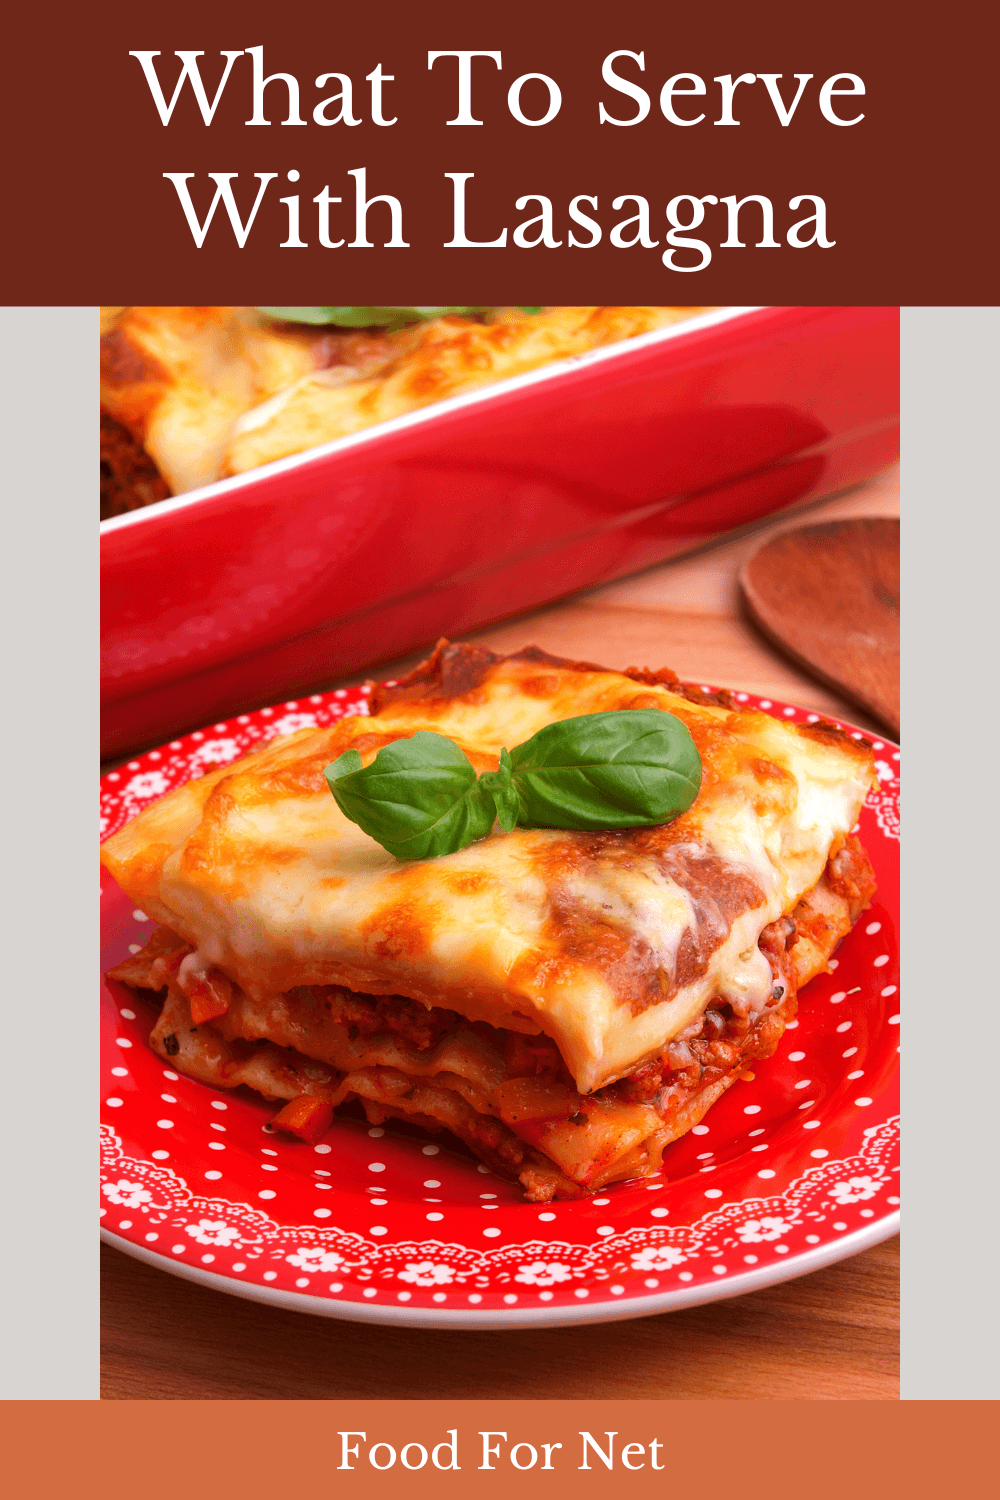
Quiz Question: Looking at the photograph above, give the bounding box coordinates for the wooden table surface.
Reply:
[102,464,900,1401]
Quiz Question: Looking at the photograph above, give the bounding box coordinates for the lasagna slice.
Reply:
[99,306,711,507]
[101,642,877,1201]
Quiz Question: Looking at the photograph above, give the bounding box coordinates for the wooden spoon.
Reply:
[739,518,899,737]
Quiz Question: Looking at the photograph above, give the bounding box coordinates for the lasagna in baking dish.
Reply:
[99,305,710,516]
[101,643,877,1201]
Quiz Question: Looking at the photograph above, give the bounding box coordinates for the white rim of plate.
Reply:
[102,1210,898,1330]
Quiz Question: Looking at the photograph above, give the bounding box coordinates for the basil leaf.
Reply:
[477,748,520,834]
[325,747,363,780]
[507,710,702,830]
[324,709,702,858]
[324,732,497,860]
[259,306,543,329]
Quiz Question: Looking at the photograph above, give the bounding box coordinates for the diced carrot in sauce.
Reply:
[272,1096,335,1144]
[187,970,232,1025]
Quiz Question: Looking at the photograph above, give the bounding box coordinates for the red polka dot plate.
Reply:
[100,683,899,1327]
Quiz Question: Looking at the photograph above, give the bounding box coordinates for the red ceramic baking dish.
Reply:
[101,304,899,758]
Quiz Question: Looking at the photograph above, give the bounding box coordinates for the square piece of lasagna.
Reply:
[102,642,876,1201]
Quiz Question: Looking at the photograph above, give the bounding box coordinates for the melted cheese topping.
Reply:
[100,649,874,1093]
[99,306,323,493]
[221,306,710,475]
[99,307,711,496]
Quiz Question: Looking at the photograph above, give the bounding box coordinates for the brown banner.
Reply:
[9,0,992,303]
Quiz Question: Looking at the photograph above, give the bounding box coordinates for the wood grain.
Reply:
[740,518,900,735]
[101,1236,899,1401]
[101,464,900,1400]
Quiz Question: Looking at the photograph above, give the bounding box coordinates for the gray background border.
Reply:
[1,306,99,1398]
[899,306,998,1399]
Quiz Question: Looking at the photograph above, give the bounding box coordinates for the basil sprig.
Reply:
[325,732,499,861]
[324,710,702,860]
[259,306,542,329]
